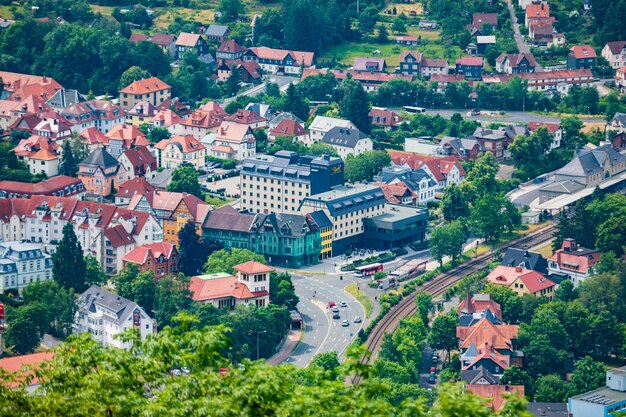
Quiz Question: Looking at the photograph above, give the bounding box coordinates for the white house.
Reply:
[321,127,373,159]
[0,241,53,294]
[74,285,155,350]
[308,116,356,143]
[601,41,626,69]
[527,122,562,149]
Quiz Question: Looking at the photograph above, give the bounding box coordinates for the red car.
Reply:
[327,301,336,308]
[430,367,436,373]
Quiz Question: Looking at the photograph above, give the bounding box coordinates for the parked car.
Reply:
[428,372,436,384]
[340,301,348,307]
[431,355,438,365]
[354,316,362,323]
[341,320,349,327]
[430,367,436,374]
[332,312,340,319]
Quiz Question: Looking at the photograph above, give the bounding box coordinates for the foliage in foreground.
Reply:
[0,318,533,417]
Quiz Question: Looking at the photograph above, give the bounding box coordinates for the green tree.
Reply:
[140,124,172,143]
[119,66,150,89]
[283,83,310,121]
[373,359,412,384]
[561,116,584,149]
[22,280,76,337]
[391,17,406,33]
[464,152,499,196]
[177,221,221,276]
[270,272,299,310]
[428,310,459,362]
[344,151,390,182]
[167,163,204,198]
[308,142,339,157]
[225,68,240,97]
[570,356,606,396]
[84,255,106,287]
[509,127,553,180]
[376,24,389,43]
[441,183,472,221]
[340,79,372,134]
[59,140,78,177]
[535,374,568,402]
[310,352,340,378]
[153,274,192,327]
[52,223,87,292]
[4,304,45,354]
[358,7,379,34]
[429,221,466,266]
[204,248,266,275]
[470,193,519,240]
[501,366,535,397]
[415,292,432,326]
[219,0,246,22]
[596,216,626,256]
[112,264,157,313]
[555,279,577,302]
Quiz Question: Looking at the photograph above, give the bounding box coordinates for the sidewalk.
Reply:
[267,328,303,365]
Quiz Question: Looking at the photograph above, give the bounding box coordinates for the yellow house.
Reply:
[125,101,159,126]
[118,76,171,111]
[486,265,556,300]
[308,211,333,260]
[154,135,207,170]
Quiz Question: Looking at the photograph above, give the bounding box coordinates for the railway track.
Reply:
[351,225,556,385]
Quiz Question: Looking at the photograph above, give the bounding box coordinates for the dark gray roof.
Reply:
[254,213,314,237]
[611,112,626,127]
[301,184,386,217]
[459,309,502,327]
[203,205,255,232]
[242,152,341,183]
[539,180,585,194]
[460,366,500,384]
[148,168,172,189]
[205,24,229,37]
[322,127,369,149]
[502,247,548,274]
[472,127,506,141]
[308,210,333,229]
[440,136,486,155]
[80,148,118,168]
[526,403,568,417]
[555,144,626,178]
[77,285,148,325]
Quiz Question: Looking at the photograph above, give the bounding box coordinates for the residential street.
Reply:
[505,0,544,71]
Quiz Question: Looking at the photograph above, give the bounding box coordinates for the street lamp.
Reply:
[251,330,267,361]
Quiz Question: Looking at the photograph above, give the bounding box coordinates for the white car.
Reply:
[354,316,362,323]
[339,301,348,307]
[341,320,349,327]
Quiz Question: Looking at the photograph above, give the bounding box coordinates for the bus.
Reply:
[403,106,427,114]
[355,263,383,277]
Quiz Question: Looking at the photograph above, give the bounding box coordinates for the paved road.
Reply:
[286,272,365,367]
[421,109,602,125]
[223,75,298,105]
[505,0,544,71]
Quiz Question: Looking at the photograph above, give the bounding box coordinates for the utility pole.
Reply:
[357,0,360,14]
[256,330,267,361]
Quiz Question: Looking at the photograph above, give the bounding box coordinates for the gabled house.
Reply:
[205,24,230,43]
[567,45,597,70]
[495,53,537,74]
[115,177,156,206]
[398,50,423,76]
[458,293,503,327]
[369,107,404,131]
[466,12,498,35]
[105,124,150,158]
[436,136,485,160]
[216,39,247,60]
[32,111,73,142]
[321,127,373,159]
[122,242,178,277]
[396,36,419,46]
[456,57,484,80]
[78,147,129,196]
[601,41,626,70]
[13,135,60,177]
[309,116,356,143]
[0,176,84,199]
[173,102,228,139]
[551,144,626,187]
[548,238,600,287]
[472,127,511,160]
[353,57,386,72]
[269,119,309,144]
[501,247,548,275]
[527,121,562,149]
[457,317,521,373]
[486,265,556,299]
[150,108,184,129]
[190,261,272,309]
[616,67,626,93]
[388,151,466,190]
[117,146,157,180]
[607,112,626,134]
[525,2,550,27]
[79,127,109,153]
[244,47,315,75]
[205,121,256,160]
[154,135,206,170]
[374,166,438,205]
[149,33,176,58]
[224,109,267,129]
[175,32,208,58]
[125,101,159,126]
[118,77,172,110]
[466,384,525,413]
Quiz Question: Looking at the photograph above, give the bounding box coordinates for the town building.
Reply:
[369,107,404,131]
[495,53,537,74]
[353,57,386,72]
[217,59,262,84]
[174,102,228,139]
[118,77,172,110]
[79,127,109,153]
[126,190,210,245]
[616,67,626,93]
[240,151,344,215]
[458,293,503,327]
[125,101,158,126]
[74,285,155,350]
[0,176,84,199]
[0,71,62,100]
[244,47,315,75]
[551,144,626,188]
[204,121,256,161]
[150,108,184,129]
[13,135,60,177]
[0,241,53,294]
[517,69,594,95]
[569,366,626,417]
[122,242,178,277]
[78,148,129,197]
[525,2,551,27]
[466,385,525,413]
[486,265,556,299]
[115,177,156,206]
[601,41,626,69]
[104,124,150,158]
[374,167,438,205]
[154,135,206,170]
[321,127,373,158]
[548,238,600,287]
[189,261,272,308]
[0,352,53,391]
[436,137,486,160]
[608,112,626,134]
[46,91,124,134]
[527,122,562,149]
[467,12,498,34]
[216,39,247,60]
[388,151,466,190]
[308,116,356,143]
[149,33,176,57]
[501,248,548,275]
[476,36,496,55]
[224,109,267,129]
[268,119,309,144]
[395,36,419,46]
[362,204,428,250]
[205,24,230,43]
[567,45,597,70]
[472,127,513,160]
[117,146,157,180]
[175,32,208,58]
[307,210,333,260]
[456,57,484,80]
[31,112,73,142]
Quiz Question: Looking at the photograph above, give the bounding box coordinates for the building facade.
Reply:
[0,241,53,294]
[118,77,172,110]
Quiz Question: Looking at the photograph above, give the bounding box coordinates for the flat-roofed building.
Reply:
[240,151,344,215]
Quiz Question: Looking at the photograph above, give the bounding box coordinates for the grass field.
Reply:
[381,2,424,16]
[536,243,554,259]
[345,282,373,317]
[0,5,22,19]
[205,195,234,207]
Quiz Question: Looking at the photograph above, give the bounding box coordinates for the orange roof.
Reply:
[570,44,597,59]
[119,76,171,95]
[233,261,274,275]
[79,126,109,146]
[458,294,503,321]
[155,135,205,153]
[519,271,555,294]
[123,242,176,265]
[526,3,550,18]
[106,124,146,141]
[466,384,524,412]
[151,109,184,127]
[212,144,235,153]
[527,122,560,134]
[0,352,53,388]
[225,109,266,125]
[389,151,466,180]
[457,317,518,352]
[270,119,308,137]
[13,135,59,158]
[487,265,553,294]
[189,274,268,302]
[463,344,511,371]
[30,149,58,161]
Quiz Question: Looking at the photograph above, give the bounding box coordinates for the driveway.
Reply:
[505,0,544,71]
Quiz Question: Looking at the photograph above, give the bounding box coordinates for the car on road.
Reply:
[430,367,436,374]
[428,373,436,384]
[332,312,340,319]
[431,355,438,365]
[354,316,362,323]
[341,320,349,327]
[340,301,348,307]
[470,108,481,116]
[327,301,336,308]
[331,306,339,313]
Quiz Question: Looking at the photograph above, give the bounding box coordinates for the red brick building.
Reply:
[122,242,178,277]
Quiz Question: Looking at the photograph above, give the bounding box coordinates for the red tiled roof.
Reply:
[389,151,466,180]
[472,13,498,27]
[369,108,403,127]
[519,271,555,294]
[0,176,83,196]
[225,109,265,125]
[104,224,135,248]
[458,294,503,321]
[203,205,255,232]
[154,135,205,153]
[123,242,176,265]
[79,127,109,146]
[116,177,156,199]
[527,121,560,134]
[233,261,274,275]
[526,3,550,18]
[151,109,184,127]
[106,124,147,142]
[150,33,175,46]
[466,384,524,412]
[570,44,597,59]
[119,77,171,95]
[463,344,511,371]
[456,56,484,66]
[217,39,246,53]
[240,60,262,79]
[399,50,423,63]
[270,119,307,137]
[129,33,148,44]
[120,147,157,176]
[189,274,268,302]
[0,352,54,388]
[372,182,414,204]
[176,32,202,47]
[215,121,254,144]
[13,135,59,158]
[456,317,518,352]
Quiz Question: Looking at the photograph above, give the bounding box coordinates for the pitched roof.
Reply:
[399,50,423,63]
[79,126,109,146]
[13,135,59,158]
[461,366,500,384]
[205,24,229,37]
[203,205,256,232]
[225,109,265,125]
[270,119,307,137]
[104,224,135,248]
[77,285,149,325]
[122,242,176,265]
[0,352,54,388]
[555,144,626,178]
[233,261,274,274]
[322,126,369,148]
[129,33,148,43]
[466,384,524,412]
[189,274,268,302]
[106,123,147,142]
[119,77,171,95]
[249,47,314,67]
[456,56,484,66]
[570,44,597,59]
[502,248,548,274]
[215,121,254,144]
[116,177,156,199]
[526,3,550,17]
[369,108,403,127]
[456,317,518,352]
[519,271,555,294]
[353,57,386,72]
[309,116,355,132]
[175,32,202,47]
[217,39,246,53]
[463,344,511,371]
[120,146,157,175]
[150,108,184,127]
[550,239,600,274]
[80,147,118,168]
[605,41,626,55]
[472,13,498,27]
[155,135,205,153]
[0,176,82,196]
[389,151,466,181]
[458,293,503,321]
[527,121,560,133]
[150,33,175,46]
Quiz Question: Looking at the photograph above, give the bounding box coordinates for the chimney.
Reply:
[562,238,576,252]
[515,266,523,272]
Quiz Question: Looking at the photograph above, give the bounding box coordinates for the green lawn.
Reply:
[345,282,373,317]
[205,195,234,208]
[0,5,23,19]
